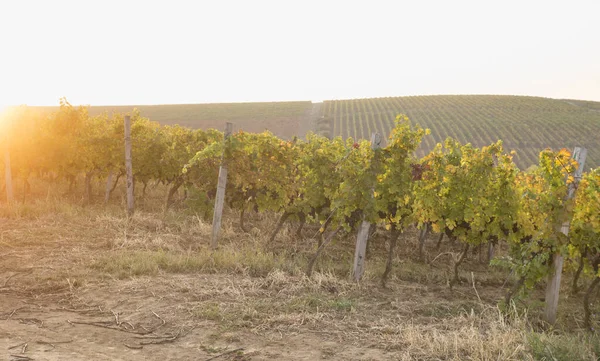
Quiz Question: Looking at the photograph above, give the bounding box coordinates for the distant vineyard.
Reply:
[32,101,314,140]
[320,95,600,169]
[29,95,600,169]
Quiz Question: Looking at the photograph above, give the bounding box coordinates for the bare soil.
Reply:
[0,206,594,361]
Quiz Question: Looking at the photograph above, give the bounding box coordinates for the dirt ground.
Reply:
[0,276,410,361]
[0,280,383,361]
[0,204,595,361]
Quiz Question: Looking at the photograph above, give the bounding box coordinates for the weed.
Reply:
[527,332,600,361]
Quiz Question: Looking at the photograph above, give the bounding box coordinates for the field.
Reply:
[0,182,599,361]
[31,101,315,140]
[321,95,600,169]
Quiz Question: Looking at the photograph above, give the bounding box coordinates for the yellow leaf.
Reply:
[446,219,456,230]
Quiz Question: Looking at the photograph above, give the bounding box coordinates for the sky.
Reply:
[0,0,598,107]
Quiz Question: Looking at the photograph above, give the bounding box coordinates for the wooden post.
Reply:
[124,115,134,217]
[211,122,233,250]
[352,133,382,281]
[4,145,13,203]
[418,223,430,259]
[487,242,495,263]
[104,170,113,204]
[544,147,587,325]
[84,172,93,204]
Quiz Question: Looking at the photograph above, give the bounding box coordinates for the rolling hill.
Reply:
[31,95,600,169]
[319,95,600,169]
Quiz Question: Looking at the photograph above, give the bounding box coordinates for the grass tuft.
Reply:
[527,332,600,361]
[91,246,301,279]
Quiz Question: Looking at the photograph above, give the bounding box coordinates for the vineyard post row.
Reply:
[211,122,233,250]
[4,144,13,203]
[124,115,134,217]
[353,132,382,281]
[545,147,587,325]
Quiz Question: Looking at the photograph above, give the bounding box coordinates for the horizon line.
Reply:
[17,93,600,108]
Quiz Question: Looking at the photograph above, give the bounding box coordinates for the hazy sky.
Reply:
[0,0,598,106]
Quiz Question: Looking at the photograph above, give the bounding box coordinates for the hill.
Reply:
[32,101,314,140]
[320,95,600,169]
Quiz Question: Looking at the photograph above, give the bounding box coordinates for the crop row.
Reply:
[322,95,600,169]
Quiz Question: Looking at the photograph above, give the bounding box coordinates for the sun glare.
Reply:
[0,104,10,131]
[0,102,9,116]
[0,103,23,131]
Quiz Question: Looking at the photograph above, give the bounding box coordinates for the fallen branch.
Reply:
[124,343,143,350]
[10,355,33,361]
[8,342,27,350]
[123,321,135,330]
[36,339,73,351]
[111,310,121,326]
[139,336,179,345]
[429,252,455,265]
[204,348,245,361]
[18,318,43,328]
[4,307,25,320]
[152,311,166,326]
[57,307,101,314]
[139,329,182,345]
[38,340,73,343]
[133,327,183,339]
[67,319,141,334]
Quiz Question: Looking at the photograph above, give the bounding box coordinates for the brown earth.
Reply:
[0,201,596,361]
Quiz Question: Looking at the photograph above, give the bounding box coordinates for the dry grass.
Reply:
[97,270,599,361]
[91,247,297,279]
[1,193,600,360]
